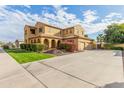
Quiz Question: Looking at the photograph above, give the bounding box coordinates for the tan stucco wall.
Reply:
[78,39,94,51]
[44,26,61,36]
[24,25,31,44]
[62,28,74,37]
[113,44,124,48]
[74,25,85,37]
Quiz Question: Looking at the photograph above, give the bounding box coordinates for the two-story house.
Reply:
[24,22,96,51]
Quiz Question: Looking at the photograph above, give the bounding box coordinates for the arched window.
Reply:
[66,30,68,34]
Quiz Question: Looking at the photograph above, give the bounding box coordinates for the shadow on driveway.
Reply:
[103,82,124,88]
[113,50,122,56]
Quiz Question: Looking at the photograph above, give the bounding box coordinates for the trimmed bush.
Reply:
[111,47,124,50]
[59,43,76,52]
[104,44,113,49]
[20,43,45,52]
[3,45,9,49]
[59,44,70,50]
[36,44,45,52]
[104,44,124,50]
[26,44,31,51]
[30,44,36,51]
[20,44,26,49]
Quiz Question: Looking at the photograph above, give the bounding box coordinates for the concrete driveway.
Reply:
[22,50,124,88]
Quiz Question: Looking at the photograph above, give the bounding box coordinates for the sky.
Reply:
[0,5,124,42]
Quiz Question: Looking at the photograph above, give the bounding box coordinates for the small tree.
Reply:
[104,23,124,44]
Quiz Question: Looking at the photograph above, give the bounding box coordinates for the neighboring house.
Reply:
[0,41,4,47]
[15,40,24,48]
[5,42,14,49]
[24,22,96,51]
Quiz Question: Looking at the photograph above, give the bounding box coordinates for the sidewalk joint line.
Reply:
[39,62,98,87]
[23,66,48,88]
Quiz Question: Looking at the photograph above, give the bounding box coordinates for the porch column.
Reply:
[49,39,52,48]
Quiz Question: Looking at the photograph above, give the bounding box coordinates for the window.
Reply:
[70,29,73,34]
[30,29,35,34]
[64,30,66,35]
[39,28,43,33]
[66,30,68,34]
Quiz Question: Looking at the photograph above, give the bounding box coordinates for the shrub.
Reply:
[20,44,26,49]
[30,44,36,51]
[104,44,124,50]
[25,44,31,51]
[3,45,9,49]
[35,44,45,52]
[110,47,124,50]
[103,44,113,49]
[59,44,70,50]
[20,43,45,52]
[59,43,76,52]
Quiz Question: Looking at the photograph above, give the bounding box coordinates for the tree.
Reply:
[104,23,124,44]
[97,34,104,43]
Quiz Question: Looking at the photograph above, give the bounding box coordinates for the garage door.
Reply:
[78,42,85,51]
[85,43,93,50]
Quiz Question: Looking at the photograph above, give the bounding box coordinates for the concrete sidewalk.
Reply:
[0,48,45,88]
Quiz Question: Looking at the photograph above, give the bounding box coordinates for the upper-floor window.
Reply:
[70,29,73,34]
[64,30,66,35]
[39,28,43,33]
[30,29,35,34]
[66,30,68,34]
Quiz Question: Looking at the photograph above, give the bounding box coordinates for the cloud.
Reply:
[82,10,99,24]
[105,12,122,18]
[23,5,31,9]
[0,6,36,42]
[0,5,124,42]
[42,5,81,28]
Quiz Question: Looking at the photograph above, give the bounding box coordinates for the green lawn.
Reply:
[5,49,55,64]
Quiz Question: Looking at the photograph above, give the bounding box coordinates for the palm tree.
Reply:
[97,34,105,48]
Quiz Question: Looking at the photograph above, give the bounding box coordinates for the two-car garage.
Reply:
[78,39,94,51]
